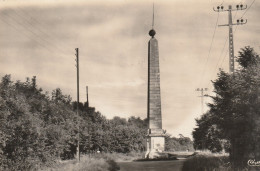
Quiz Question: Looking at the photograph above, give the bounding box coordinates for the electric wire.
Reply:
[2,12,61,54]
[241,0,256,18]
[0,16,59,55]
[14,7,72,55]
[206,10,239,89]
[6,8,70,56]
[198,12,219,87]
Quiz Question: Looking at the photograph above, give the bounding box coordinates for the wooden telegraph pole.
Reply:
[75,48,80,162]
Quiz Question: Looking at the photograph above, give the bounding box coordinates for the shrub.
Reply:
[182,155,228,171]
[107,159,120,171]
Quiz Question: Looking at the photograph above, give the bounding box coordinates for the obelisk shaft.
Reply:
[148,38,162,131]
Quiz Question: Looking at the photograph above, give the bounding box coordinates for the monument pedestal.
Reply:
[145,129,166,159]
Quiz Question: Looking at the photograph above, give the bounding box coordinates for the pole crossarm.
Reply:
[218,19,247,27]
[213,4,247,12]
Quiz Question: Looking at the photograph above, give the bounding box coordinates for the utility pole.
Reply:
[196,88,208,115]
[214,4,247,73]
[75,48,80,162]
[86,86,89,108]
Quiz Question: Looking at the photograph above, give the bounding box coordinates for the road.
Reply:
[118,159,185,171]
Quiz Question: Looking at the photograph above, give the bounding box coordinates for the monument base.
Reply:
[145,149,168,159]
[145,132,166,159]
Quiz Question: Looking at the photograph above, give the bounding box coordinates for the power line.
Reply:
[5,8,70,56]
[241,0,256,18]
[220,46,229,68]
[1,13,59,54]
[206,10,239,88]
[206,36,229,89]
[13,7,71,55]
[199,12,219,87]
[0,17,59,55]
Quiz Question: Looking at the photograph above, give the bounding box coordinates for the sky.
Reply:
[0,0,259,138]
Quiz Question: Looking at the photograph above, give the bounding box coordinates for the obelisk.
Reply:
[145,28,166,159]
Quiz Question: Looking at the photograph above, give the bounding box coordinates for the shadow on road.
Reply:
[118,159,185,171]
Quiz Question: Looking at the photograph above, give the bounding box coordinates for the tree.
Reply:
[236,46,259,69]
[193,112,224,152]
[193,46,260,169]
[0,74,154,170]
[165,134,194,152]
[0,75,78,169]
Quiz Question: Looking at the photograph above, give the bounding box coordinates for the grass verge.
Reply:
[40,155,120,171]
[181,152,257,171]
[182,155,229,171]
[40,152,143,171]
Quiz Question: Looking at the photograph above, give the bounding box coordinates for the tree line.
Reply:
[0,74,193,170]
[193,46,260,169]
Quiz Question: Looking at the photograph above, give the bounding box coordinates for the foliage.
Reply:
[0,74,194,170]
[165,135,194,152]
[192,46,260,169]
[0,76,148,170]
[236,46,258,68]
[182,155,230,171]
[192,112,225,153]
[107,159,120,171]
[0,75,78,170]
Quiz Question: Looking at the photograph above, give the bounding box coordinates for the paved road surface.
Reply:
[118,159,185,171]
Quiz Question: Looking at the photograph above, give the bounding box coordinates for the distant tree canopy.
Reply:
[193,46,260,169]
[0,76,79,170]
[0,76,150,170]
[165,135,194,152]
[0,74,193,170]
